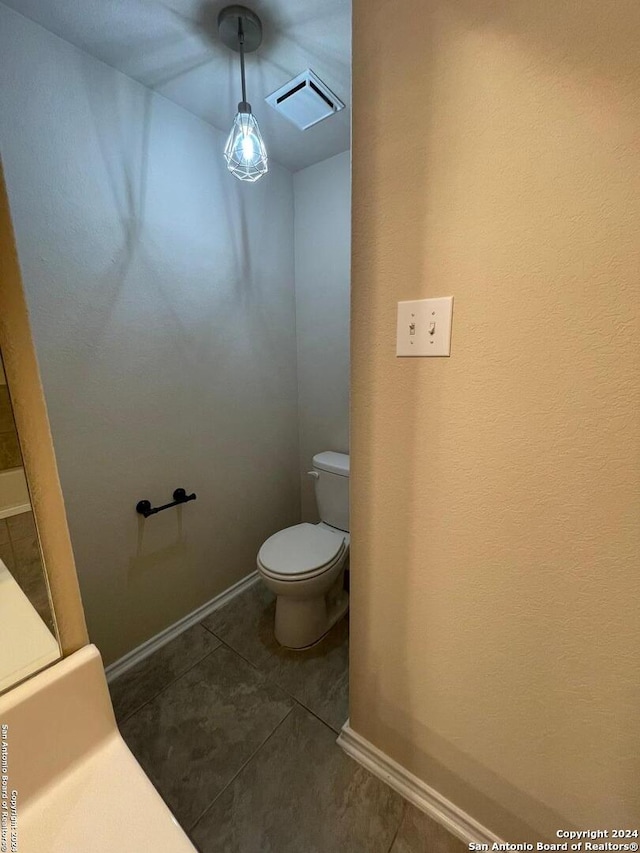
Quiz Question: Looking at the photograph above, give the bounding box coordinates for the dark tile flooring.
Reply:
[110,581,468,853]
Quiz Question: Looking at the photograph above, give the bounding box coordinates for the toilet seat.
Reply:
[258,523,346,580]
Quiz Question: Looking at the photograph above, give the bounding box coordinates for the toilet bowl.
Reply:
[257,452,350,649]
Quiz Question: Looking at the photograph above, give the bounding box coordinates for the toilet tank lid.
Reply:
[313,451,349,477]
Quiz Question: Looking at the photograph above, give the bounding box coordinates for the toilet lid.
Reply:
[258,523,346,578]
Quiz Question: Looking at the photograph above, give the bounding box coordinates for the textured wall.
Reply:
[350,0,640,839]
[0,5,300,665]
[294,151,351,520]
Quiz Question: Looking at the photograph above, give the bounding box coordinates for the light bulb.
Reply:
[241,134,255,162]
[223,109,268,182]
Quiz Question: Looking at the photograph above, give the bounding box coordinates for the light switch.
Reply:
[396,297,454,357]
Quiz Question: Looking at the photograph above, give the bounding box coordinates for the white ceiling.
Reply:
[2,0,351,171]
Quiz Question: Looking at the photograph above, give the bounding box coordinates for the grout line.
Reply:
[212,634,347,735]
[200,622,221,640]
[213,637,275,674]
[187,706,296,835]
[210,639,308,711]
[114,642,225,726]
[385,801,408,853]
[293,696,346,737]
[118,601,347,734]
[106,572,259,683]
[116,591,350,838]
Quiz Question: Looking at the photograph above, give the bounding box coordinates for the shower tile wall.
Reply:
[0,511,52,631]
[0,386,21,470]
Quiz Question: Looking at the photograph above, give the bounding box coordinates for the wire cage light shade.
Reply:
[223,109,268,182]
[219,7,267,183]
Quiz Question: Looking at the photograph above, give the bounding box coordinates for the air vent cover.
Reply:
[265,69,345,131]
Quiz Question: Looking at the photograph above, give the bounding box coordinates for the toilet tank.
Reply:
[312,452,349,532]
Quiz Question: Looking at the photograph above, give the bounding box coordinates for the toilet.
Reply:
[257,451,350,649]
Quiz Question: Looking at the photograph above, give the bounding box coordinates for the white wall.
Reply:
[294,151,351,520]
[0,4,300,665]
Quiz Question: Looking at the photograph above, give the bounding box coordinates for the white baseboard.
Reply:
[105,571,259,683]
[337,722,504,847]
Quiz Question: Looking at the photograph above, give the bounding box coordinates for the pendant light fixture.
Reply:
[218,5,268,182]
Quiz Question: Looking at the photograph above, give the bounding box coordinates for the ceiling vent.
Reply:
[265,69,345,131]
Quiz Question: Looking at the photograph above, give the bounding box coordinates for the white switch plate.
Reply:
[396,297,454,357]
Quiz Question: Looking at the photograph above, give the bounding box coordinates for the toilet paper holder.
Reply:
[136,488,196,518]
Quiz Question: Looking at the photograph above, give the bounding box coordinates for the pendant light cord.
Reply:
[238,16,247,105]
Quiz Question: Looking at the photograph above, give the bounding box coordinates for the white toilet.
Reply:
[257,451,350,649]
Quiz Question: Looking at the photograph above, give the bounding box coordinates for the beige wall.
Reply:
[294,151,351,520]
[350,0,640,840]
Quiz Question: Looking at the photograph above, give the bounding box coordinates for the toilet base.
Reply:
[274,580,349,650]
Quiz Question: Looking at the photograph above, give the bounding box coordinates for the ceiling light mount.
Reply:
[218,5,262,54]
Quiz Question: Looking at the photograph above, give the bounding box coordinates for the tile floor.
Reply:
[110,581,468,853]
